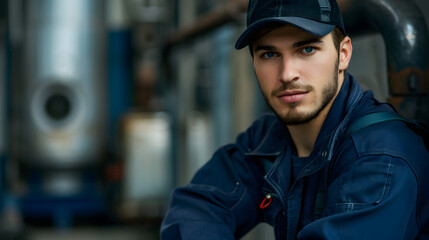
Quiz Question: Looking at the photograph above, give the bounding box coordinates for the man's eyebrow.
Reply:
[293,38,323,48]
[253,45,277,53]
[253,38,324,52]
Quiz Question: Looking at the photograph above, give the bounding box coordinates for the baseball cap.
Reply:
[235,0,345,50]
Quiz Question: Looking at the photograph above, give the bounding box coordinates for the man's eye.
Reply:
[302,47,315,54]
[262,52,276,58]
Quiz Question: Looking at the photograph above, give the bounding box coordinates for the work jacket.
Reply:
[161,73,429,239]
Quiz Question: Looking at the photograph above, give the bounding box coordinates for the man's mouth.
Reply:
[277,90,309,103]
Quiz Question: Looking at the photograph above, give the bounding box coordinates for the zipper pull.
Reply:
[259,193,273,209]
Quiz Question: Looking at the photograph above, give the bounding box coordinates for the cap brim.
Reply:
[235,17,335,50]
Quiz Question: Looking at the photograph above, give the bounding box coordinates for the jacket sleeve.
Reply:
[297,156,419,240]
[160,116,274,239]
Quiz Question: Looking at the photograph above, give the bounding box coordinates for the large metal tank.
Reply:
[20,0,105,168]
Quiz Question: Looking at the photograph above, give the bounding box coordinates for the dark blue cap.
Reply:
[235,0,345,50]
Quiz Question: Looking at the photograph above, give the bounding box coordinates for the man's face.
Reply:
[252,25,343,125]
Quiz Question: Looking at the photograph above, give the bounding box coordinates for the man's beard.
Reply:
[262,60,339,125]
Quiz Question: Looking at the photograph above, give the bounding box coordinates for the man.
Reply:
[161,0,429,239]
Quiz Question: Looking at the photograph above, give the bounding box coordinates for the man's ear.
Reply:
[338,36,353,72]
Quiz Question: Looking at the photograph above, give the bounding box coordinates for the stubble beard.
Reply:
[262,60,340,125]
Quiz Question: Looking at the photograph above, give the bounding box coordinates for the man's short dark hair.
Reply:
[332,27,346,53]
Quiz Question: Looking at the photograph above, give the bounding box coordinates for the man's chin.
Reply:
[281,115,315,125]
[276,109,320,125]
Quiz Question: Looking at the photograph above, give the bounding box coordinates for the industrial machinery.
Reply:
[10,0,107,227]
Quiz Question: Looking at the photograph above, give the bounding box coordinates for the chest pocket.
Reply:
[324,159,393,214]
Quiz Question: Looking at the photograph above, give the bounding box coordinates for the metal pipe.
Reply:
[164,0,247,50]
[339,0,429,96]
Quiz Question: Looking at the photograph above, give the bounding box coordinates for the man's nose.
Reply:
[279,57,299,83]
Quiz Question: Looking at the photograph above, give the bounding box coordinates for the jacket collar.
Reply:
[245,116,290,157]
[318,73,363,161]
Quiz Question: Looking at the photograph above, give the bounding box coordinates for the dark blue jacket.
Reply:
[161,73,429,239]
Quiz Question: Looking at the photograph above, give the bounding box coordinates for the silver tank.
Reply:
[21,0,105,168]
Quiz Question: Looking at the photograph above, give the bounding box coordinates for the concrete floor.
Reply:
[22,226,159,240]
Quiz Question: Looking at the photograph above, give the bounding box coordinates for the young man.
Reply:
[161,0,429,239]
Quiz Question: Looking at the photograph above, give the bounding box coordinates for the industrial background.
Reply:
[0,0,428,239]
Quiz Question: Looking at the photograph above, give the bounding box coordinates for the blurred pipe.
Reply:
[339,0,429,96]
[0,23,6,196]
[106,0,132,156]
[212,26,234,147]
[8,0,23,46]
[164,0,247,51]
